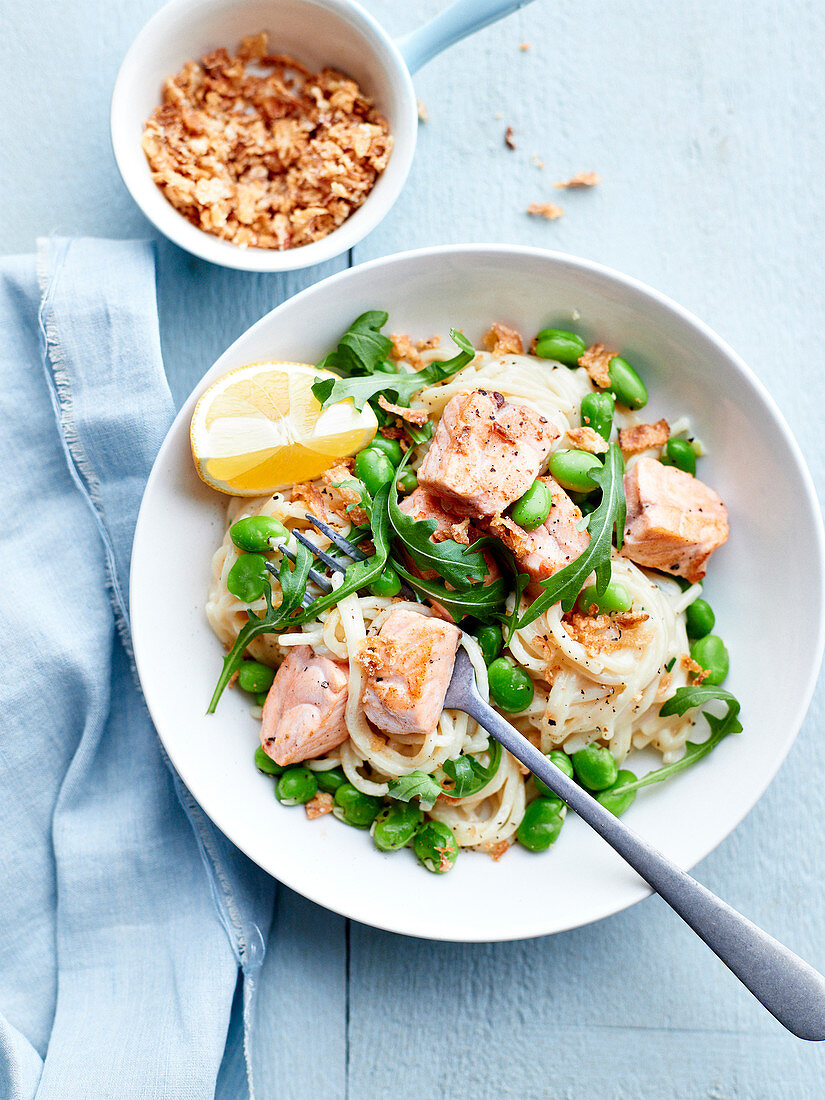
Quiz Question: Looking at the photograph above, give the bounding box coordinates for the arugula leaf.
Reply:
[388,741,502,804]
[386,771,442,808]
[492,544,530,643]
[298,482,392,621]
[388,453,490,587]
[607,686,742,797]
[207,543,312,713]
[391,558,509,623]
[405,419,434,447]
[317,311,392,376]
[441,739,502,797]
[517,442,626,628]
[313,329,475,412]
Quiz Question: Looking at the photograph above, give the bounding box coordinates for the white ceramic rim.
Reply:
[131,244,825,940]
[110,0,418,272]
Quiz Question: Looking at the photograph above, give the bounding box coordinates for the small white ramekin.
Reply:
[110,0,536,272]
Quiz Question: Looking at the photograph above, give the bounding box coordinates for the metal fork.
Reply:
[288,519,825,1040]
[272,513,412,606]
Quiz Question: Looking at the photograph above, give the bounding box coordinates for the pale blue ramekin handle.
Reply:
[397,0,538,75]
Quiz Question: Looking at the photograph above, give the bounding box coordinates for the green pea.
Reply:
[596,769,637,817]
[238,660,275,694]
[690,634,729,686]
[488,657,535,713]
[517,798,565,851]
[373,802,424,851]
[578,580,632,615]
[316,767,347,794]
[366,435,404,466]
[607,356,648,410]
[534,328,587,365]
[333,783,384,828]
[354,446,396,496]
[510,479,553,531]
[660,437,696,476]
[229,515,289,553]
[227,553,269,603]
[369,565,402,599]
[474,624,503,665]
[685,598,715,640]
[276,767,318,806]
[396,469,418,494]
[580,391,615,440]
[254,692,269,707]
[548,449,602,493]
[571,744,619,791]
[413,820,459,873]
[254,745,285,775]
[534,749,574,799]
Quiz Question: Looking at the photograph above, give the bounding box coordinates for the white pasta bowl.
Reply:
[130,245,825,941]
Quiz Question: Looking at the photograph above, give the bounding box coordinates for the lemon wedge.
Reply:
[190,361,377,495]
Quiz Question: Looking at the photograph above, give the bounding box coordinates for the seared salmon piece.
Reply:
[484,477,590,588]
[357,609,461,738]
[260,645,349,766]
[621,457,729,582]
[418,389,559,516]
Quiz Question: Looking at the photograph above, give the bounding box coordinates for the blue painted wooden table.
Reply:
[4,0,825,1095]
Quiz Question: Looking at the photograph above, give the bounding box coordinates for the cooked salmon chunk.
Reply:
[418,389,559,516]
[260,645,349,766]
[621,457,729,582]
[357,609,461,738]
[485,477,590,588]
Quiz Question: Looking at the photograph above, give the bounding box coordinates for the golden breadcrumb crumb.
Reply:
[527,202,563,221]
[618,419,670,455]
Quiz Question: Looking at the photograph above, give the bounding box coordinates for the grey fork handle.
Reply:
[446,651,825,1040]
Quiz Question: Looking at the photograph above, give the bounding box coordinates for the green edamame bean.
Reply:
[413,820,459,873]
[685,598,715,640]
[254,692,269,707]
[230,515,289,553]
[517,798,564,851]
[580,392,615,440]
[660,437,696,476]
[366,436,404,466]
[534,328,587,365]
[227,553,269,603]
[596,769,637,817]
[238,660,275,694]
[474,624,503,665]
[571,744,619,791]
[354,446,395,496]
[548,449,602,493]
[316,767,347,794]
[607,356,648,410]
[488,657,535,712]
[689,634,729,686]
[373,802,424,851]
[369,565,402,598]
[254,745,285,775]
[396,469,418,494]
[510,479,553,531]
[333,783,384,828]
[276,767,318,806]
[578,580,632,615]
[534,750,574,799]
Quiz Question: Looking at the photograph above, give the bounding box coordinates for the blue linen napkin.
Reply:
[0,238,274,1099]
